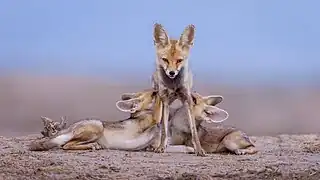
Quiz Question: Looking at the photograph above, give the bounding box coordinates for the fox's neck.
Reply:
[130,109,157,131]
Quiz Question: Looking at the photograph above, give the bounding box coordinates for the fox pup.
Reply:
[152,23,205,156]
[40,116,67,137]
[169,92,258,155]
[29,89,162,151]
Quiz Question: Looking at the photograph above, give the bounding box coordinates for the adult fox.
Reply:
[151,23,204,156]
[29,89,162,151]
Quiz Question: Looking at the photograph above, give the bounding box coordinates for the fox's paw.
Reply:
[154,145,165,153]
[234,149,253,155]
[195,148,206,157]
[145,146,156,152]
[91,143,102,150]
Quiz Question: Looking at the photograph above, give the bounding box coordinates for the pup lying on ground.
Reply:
[29,89,163,151]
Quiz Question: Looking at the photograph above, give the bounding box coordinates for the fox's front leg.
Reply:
[146,95,162,151]
[185,96,206,156]
[154,99,169,153]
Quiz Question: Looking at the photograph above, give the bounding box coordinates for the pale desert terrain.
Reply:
[0,75,319,179]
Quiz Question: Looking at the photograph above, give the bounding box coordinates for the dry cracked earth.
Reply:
[0,134,319,180]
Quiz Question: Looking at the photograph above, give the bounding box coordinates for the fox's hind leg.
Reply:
[222,131,257,155]
[62,129,103,150]
[62,120,104,150]
[62,141,102,150]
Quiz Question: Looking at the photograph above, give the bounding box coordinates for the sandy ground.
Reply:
[0,134,319,179]
[0,75,320,179]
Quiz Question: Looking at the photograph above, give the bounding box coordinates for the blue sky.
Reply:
[0,0,319,85]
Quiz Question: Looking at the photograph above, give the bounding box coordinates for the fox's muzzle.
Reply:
[166,70,178,79]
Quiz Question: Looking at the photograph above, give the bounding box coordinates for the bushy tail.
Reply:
[29,133,73,151]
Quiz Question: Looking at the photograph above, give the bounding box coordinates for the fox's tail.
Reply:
[112,124,160,151]
[29,132,73,151]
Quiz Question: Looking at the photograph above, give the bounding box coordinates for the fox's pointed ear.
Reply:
[203,95,223,106]
[40,116,53,125]
[116,98,141,113]
[203,106,229,123]
[191,91,202,104]
[178,24,195,48]
[57,116,67,129]
[121,93,138,100]
[153,23,170,48]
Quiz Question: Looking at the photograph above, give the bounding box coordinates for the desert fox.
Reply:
[168,92,258,155]
[152,23,205,156]
[29,89,163,151]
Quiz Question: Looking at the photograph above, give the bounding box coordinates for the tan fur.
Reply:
[29,90,162,151]
[34,91,257,155]
[152,23,205,156]
[168,92,258,155]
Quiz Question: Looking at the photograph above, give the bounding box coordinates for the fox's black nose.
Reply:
[169,71,175,76]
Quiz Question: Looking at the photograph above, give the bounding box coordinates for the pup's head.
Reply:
[191,92,229,123]
[116,89,158,113]
[40,116,67,137]
[153,23,195,79]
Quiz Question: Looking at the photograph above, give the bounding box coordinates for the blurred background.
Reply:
[0,0,319,137]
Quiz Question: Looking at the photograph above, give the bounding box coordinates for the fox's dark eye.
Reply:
[162,58,169,63]
[177,59,183,63]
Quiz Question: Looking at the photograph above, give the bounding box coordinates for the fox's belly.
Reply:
[97,123,140,149]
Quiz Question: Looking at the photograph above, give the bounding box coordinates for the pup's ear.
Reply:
[203,106,229,123]
[178,24,195,48]
[40,116,53,125]
[56,116,67,130]
[116,98,141,113]
[191,91,203,104]
[153,23,170,48]
[203,95,223,106]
